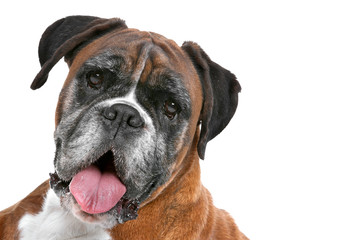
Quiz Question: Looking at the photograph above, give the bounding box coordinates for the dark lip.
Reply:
[49,172,70,196]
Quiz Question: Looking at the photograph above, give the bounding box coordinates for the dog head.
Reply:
[32,16,240,227]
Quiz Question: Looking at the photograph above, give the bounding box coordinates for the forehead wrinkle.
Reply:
[83,49,127,73]
[131,43,153,83]
[148,32,179,61]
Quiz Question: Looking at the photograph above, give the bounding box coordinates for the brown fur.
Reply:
[0,181,49,239]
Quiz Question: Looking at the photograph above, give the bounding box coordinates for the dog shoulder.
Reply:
[0,180,49,239]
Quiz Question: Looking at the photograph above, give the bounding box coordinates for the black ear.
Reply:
[181,41,241,160]
[31,15,127,90]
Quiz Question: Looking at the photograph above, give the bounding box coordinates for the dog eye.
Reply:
[86,71,104,89]
[163,100,180,120]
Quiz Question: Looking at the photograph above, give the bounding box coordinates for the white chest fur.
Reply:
[18,189,112,240]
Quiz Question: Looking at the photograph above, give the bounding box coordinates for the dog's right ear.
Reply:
[31,16,127,90]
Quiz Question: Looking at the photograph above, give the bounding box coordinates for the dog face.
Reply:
[32,16,240,228]
[54,29,202,226]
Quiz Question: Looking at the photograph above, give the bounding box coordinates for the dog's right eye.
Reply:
[86,71,104,89]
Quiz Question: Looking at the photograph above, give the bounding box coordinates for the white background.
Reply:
[0,1,359,239]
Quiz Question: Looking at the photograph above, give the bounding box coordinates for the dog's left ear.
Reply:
[31,15,127,90]
[181,41,241,160]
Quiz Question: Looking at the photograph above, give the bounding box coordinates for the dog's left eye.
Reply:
[86,71,104,89]
[164,100,180,120]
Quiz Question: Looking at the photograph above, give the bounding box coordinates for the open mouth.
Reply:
[49,150,140,223]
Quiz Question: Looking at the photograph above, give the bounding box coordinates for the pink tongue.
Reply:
[69,165,126,214]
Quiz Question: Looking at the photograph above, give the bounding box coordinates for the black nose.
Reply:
[103,103,145,129]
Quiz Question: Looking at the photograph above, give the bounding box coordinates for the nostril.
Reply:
[128,115,144,128]
[104,108,117,120]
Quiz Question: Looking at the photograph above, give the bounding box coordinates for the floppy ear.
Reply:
[31,15,127,90]
[181,41,241,160]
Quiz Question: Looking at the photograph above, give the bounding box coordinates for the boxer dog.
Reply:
[0,16,248,239]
